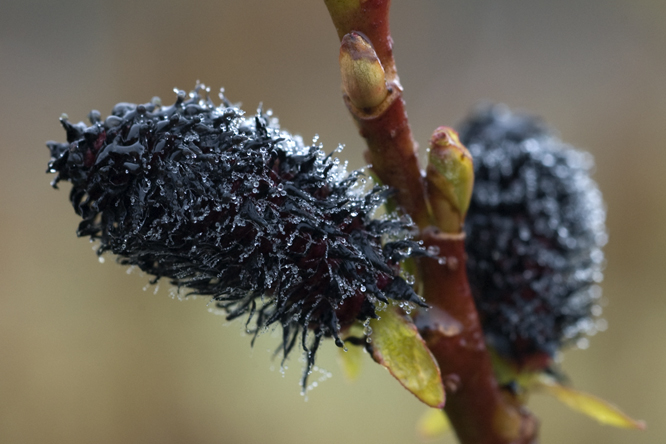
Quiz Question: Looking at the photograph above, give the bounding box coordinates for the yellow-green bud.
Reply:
[426,127,474,233]
[339,32,388,109]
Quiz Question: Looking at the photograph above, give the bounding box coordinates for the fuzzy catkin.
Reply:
[460,105,607,363]
[47,87,427,382]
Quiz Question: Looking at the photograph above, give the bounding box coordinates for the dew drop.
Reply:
[576,337,590,350]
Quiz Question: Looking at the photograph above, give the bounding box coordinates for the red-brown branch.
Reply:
[343,89,430,228]
[417,229,538,444]
[326,0,431,228]
[324,1,539,442]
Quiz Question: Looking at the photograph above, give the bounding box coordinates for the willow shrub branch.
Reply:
[331,3,430,228]
[44,2,642,443]
[326,1,538,443]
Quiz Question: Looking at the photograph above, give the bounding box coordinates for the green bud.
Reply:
[426,127,474,233]
[339,32,388,109]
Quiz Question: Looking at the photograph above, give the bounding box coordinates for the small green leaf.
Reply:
[536,375,646,430]
[369,307,445,408]
[416,408,451,440]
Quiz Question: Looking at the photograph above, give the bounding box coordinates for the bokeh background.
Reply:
[1,1,664,443]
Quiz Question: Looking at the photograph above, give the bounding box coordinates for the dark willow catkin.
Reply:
[460,105,607,365]
[47,87,427,383]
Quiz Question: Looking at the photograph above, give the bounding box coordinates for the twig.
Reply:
[324,1,538,442]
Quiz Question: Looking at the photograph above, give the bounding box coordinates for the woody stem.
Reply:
[325,0,430,228]
[417,229,538,444]
[324,1,539,443]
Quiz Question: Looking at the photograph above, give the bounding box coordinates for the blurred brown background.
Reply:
[1,1,664,443]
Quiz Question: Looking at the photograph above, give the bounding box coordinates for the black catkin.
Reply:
[459,105,607,364]
[47,86,427,386]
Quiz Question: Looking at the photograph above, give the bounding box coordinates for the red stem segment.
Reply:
[344,90,430,227]
[417,229,538,444]
[326,0,431,228]
[324,1,539,442]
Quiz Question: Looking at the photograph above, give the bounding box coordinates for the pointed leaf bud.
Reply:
[426,127,474,233]
[339,32,388,110]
